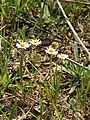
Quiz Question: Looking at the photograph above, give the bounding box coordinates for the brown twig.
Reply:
[53,56,90,71]
[66,58,90,71]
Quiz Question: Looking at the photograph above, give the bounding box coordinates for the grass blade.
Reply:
[9,100,17,120]
[74,41,79,62]
[84,82,90,100]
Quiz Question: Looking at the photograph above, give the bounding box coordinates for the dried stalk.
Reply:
[53,56,90,71]
[66,58,90,71]
[57,0,90,57]
[0,25,6,31]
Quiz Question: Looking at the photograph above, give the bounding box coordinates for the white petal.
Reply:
[58,54,68,59]
[45,50,50,54]
[30,39,42,46]
[16,42,29,49]
[53,51,58,55]
[16,43,21,48]
[25,43,30,48]
[45,49,58,55]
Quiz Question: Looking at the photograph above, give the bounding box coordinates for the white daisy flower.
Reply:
[45,46,58,55]
[30,39,42,46]
[58,53,68,59]
[16,41,29,49]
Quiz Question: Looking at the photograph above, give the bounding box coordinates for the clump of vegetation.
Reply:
[0,0,90,119]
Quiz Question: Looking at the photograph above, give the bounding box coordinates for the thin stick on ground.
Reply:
[66,58,90,71]
[57,0,90,57]
[53,56,90,71]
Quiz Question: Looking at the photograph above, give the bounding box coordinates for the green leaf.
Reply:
[68,81,78,94]
[19,3,26,12]
[16,0,21,7]
[9,100,17,120]
[2,72,7,87]
[18,28,25,40]
[41,2,50,19]
[16,81,23,92]
[0,4,7,17]
[84,82,90,100]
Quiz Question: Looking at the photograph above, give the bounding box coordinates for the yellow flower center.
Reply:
[49,47,54,52]
[61,54,65,57]
[34,39,38,43]
[20,41,25,47]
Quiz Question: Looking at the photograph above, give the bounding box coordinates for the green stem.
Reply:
[33,47,38,65]
[50,55,53,78]
[20,49,24,83]
[61,59,63,73]
[34,47,38,63]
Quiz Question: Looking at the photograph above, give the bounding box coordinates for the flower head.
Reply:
[58,53,68,59]
[45,46,58,55]
[30,39,42,46]
[16,41,29,49]
[51,42,58,48]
